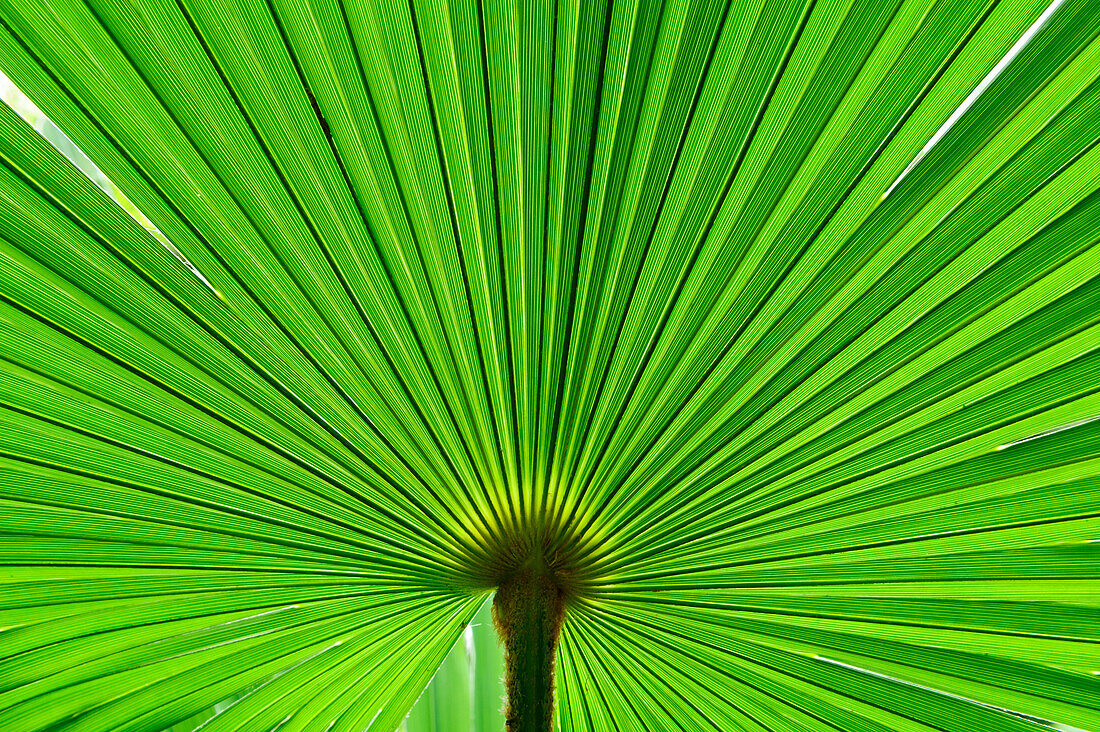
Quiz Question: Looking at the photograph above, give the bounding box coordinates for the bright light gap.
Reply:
[0,70,219,295]
[883,0,1067,199]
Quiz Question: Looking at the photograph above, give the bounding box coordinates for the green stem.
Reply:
[493,559,566,732]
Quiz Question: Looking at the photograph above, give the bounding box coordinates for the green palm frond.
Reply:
[0,0,1098,728]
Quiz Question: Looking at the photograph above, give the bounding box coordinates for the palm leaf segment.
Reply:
[0,0,1097,727]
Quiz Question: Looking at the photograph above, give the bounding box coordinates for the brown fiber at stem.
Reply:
[492,561,566,732]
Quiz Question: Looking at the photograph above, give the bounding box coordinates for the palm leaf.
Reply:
[0,0,1098,728]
